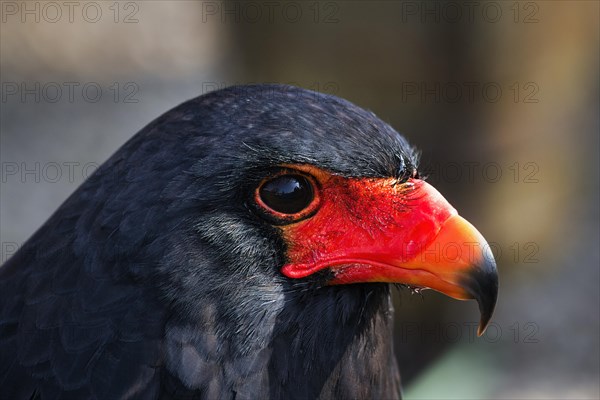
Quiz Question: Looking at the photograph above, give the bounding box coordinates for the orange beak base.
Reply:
[280,175,498,335]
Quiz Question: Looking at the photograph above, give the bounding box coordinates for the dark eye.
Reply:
[259,174,315,215]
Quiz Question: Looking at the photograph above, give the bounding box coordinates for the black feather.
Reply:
[0,84,417,398]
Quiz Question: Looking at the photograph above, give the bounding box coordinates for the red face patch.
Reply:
[253,164,498,335]
[276,166,455,280]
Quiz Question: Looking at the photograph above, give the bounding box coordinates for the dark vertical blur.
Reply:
[1,1,598,398]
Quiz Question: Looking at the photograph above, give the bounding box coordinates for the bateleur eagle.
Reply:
[0,84,498,399]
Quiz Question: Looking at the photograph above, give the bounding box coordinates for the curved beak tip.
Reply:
[437,214,498,337]
[470,246,499,336]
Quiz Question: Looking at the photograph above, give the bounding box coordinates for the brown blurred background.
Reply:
[1,1,598,398]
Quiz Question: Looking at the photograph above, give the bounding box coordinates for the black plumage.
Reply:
[1,84,428,399]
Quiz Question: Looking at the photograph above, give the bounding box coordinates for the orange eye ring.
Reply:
[254,171,321,225]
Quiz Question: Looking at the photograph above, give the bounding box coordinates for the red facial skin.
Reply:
[256,165,497,334]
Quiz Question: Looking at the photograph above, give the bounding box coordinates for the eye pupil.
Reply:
[259,175,314,215]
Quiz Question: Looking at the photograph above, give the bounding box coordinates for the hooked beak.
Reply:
[281,177,498,335]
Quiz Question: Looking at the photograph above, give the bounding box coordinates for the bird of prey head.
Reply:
[0,84,497,399]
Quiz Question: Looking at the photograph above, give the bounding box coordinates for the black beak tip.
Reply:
[476,273,498,336]
[462,246,499,336]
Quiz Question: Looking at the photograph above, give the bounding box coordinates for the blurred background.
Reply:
[1,1,598,398]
